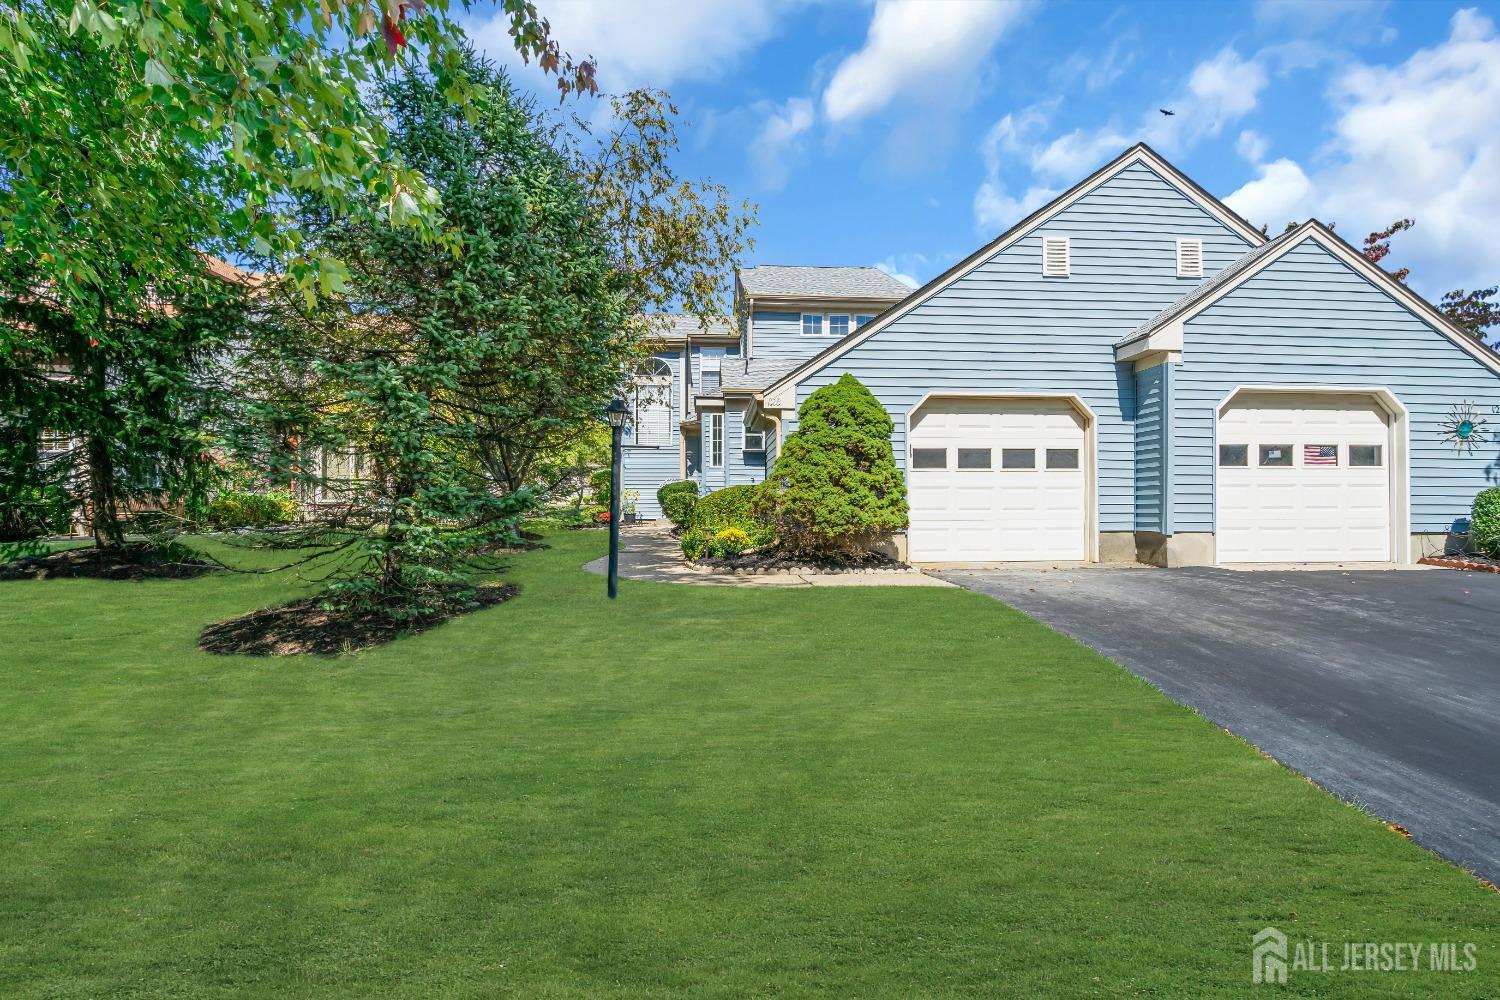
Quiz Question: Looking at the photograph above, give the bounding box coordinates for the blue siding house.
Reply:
[625,144,1500,566]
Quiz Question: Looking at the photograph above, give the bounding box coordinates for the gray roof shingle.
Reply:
[645,313,735,341]
[738,265,912,301]
[720,357,805,391]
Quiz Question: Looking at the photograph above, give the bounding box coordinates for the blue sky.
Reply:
[470,0,1500,304]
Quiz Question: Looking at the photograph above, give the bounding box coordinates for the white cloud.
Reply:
[822,0,1032,123]
[749,97,815,190]
[1227,9,1500,294]
[873,257,921,289]
[468,0,792,93]
[1236,129,1270,164]
[1224,158,1314,228]
[972,104,1061,233]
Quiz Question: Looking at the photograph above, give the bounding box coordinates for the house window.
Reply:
[800,313,823,337]
[1042,236,1070,277]
[854,314,876,328]
[742,428,766,452]
[38,429,73,463]
[705,412,724,468]
[1350,445,1383,467]
[957,448,991,469]
[1176,238,1204,278]
[1046,448,1080,470]
[1259,444,1293,467]
[630,358,673,447]
[911,448,947,469]
[1001,448,1036,469]
[1218,444,1249,467]
[827,314,851,338]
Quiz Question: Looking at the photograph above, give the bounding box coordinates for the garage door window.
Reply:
[912,448,947,469]
[957,448,992,470]
[1349,445,1383,467]
[1001,448,1035,469]
[1259,444,1293,467]
[1045,448,1079,470]
[1303,444,1339,467]
[1218,444,1248,467]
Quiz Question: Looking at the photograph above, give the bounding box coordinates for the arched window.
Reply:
[629,358,674,447]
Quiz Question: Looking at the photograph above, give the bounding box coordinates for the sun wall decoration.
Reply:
[1441,401,1491,454]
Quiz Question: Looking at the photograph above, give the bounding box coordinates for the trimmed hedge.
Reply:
[205,488,299,530]
[755,373,907,555]
[1471,487,1500,555]
[657,479,699,527]
[680,484,771,558]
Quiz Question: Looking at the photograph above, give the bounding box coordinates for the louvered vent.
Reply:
[1177,238,1204,277]
[1042,236,1070,277]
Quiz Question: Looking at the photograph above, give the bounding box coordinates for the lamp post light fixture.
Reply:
[604,397,629,599]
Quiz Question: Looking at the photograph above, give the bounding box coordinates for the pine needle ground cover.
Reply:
[2,532,1494,997]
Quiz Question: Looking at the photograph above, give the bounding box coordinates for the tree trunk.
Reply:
[81,350,125,549]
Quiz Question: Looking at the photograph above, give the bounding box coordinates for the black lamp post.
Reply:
[604,397,629,599]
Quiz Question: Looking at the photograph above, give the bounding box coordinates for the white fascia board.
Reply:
[1115,319,1184,362]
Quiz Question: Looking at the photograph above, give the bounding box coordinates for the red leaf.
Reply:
[382,15,406,54]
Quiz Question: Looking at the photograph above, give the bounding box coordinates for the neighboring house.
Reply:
[621,270,910,517]
[625,143,1500,566]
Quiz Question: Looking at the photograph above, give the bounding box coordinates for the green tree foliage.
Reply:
[1470,487,1500,556]
[0,254,247,546]
[233,55,629,610]
[568,89,758,336]
[757,374,908,556]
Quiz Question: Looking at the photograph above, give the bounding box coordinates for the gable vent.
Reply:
[1176,238,1204,278]
[1042,236,1070,277]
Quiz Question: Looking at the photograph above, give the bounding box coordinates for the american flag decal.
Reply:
[1304,444,1338,466]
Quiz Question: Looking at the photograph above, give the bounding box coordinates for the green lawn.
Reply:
[1,531,1495,997]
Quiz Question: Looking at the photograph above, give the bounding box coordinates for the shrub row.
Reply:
[1471,487,1500,556]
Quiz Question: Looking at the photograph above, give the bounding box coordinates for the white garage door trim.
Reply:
[1213,385,1410,565]
[904,392,1099,563]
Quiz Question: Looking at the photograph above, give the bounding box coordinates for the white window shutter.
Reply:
[1177,238,1204,277]
[1042,236,1070,277]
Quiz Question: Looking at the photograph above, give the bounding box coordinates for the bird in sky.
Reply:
[1159,108,1176,116]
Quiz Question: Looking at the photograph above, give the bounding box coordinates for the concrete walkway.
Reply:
[582,524,953,588]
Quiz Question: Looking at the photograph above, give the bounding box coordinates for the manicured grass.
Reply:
[1,531,1495,997]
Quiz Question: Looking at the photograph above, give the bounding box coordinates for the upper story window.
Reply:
[854,314,876,328]
[1042,236,1070,277]
[630,358,673,447]
[1176,238,1204,278]
[801,312,857,337]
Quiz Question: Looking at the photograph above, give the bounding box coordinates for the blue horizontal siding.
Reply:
[751,310,846,361]
[1134,363,1168,533]
[791,161,1256,532]
[1173,239,1500,533]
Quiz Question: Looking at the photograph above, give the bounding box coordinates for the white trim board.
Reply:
[760,143,1265,408]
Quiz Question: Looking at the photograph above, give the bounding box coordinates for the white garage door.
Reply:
[908,398,1088,562]
[1216,392,1392,563]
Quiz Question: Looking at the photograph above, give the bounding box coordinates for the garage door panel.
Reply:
[908,398,1088,562]
[1217,393,1392,563]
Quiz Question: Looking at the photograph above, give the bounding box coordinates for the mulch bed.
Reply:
[0,542,217,581]
[1419,554,1500,574]
[692,549,909,575]
[199,584,518,657]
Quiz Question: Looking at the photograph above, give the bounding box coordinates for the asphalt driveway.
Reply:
[935,564,1500,883]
